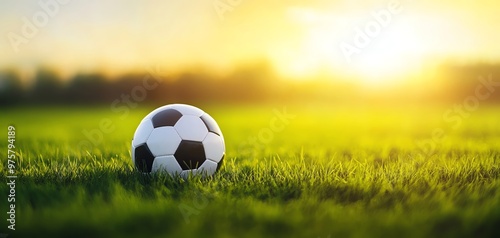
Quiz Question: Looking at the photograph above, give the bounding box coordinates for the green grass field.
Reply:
[1,104,500,238]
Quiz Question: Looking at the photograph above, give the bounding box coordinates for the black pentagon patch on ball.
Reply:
[152,109,182,128]
[174,140,206,170]
[200,114,222,136]
[216,154,225,171]
[135,144,155,172]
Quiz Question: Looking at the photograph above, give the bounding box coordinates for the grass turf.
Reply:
[1,104,499,237]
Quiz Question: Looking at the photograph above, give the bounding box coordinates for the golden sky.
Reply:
[1,0,500,81]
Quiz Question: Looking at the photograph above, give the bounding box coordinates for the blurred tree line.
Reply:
[0,62,294,106]
[1,62,500,106]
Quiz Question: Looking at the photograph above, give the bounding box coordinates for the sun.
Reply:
[345,25,426,84]
[272,10,428,84]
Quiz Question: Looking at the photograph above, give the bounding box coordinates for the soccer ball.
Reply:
[131,104,225,177]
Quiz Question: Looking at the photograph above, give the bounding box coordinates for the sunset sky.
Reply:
[1,0,500,82]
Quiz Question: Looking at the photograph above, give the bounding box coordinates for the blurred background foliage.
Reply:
[2,61,500,107]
